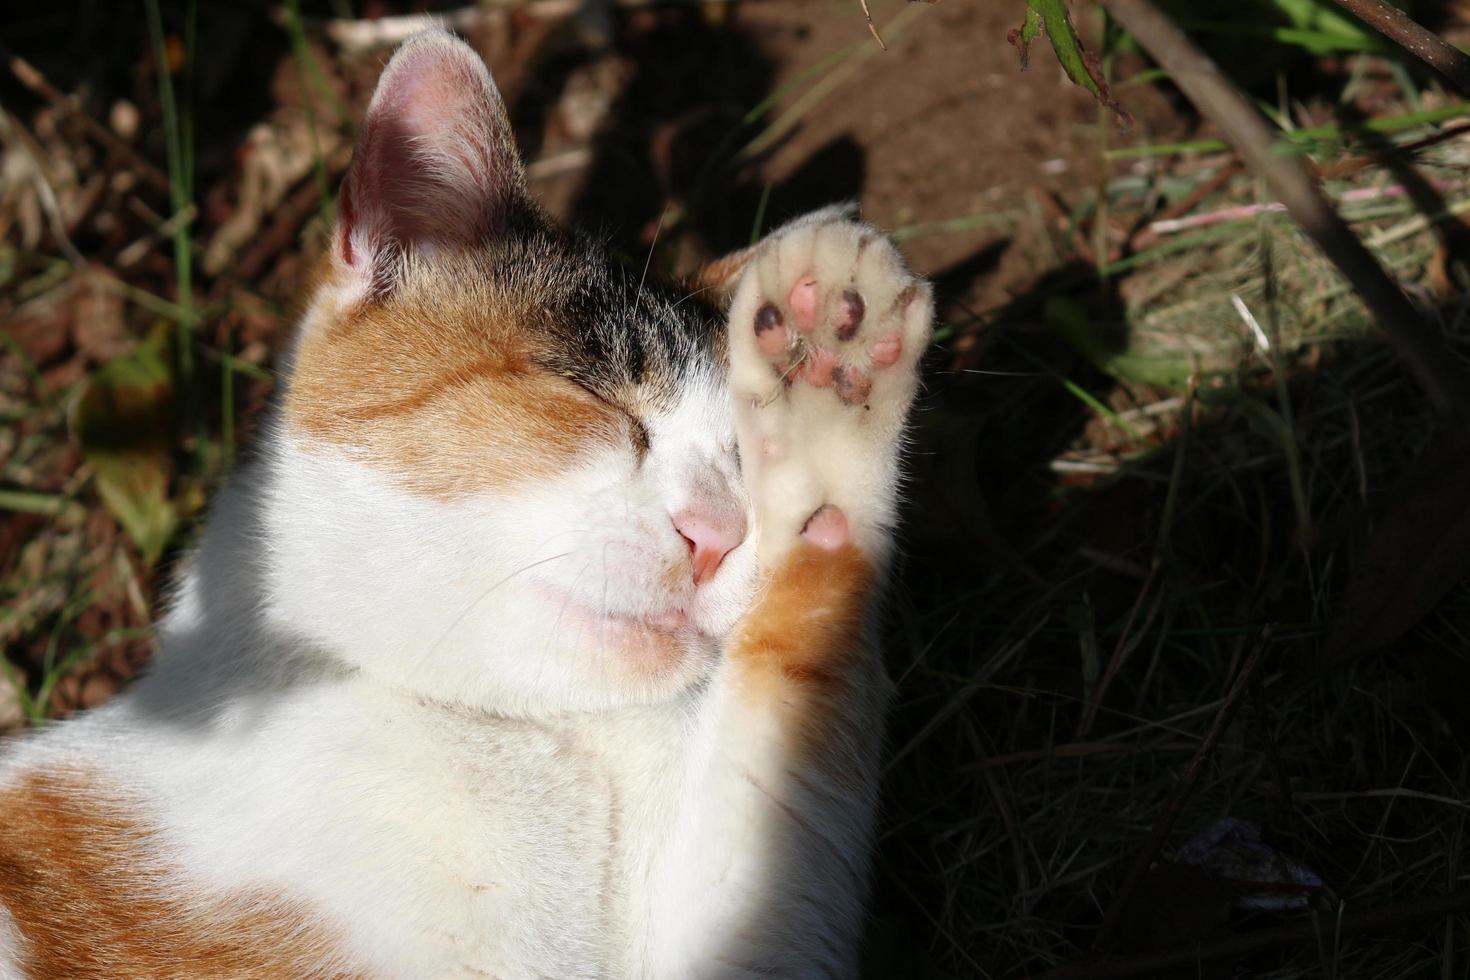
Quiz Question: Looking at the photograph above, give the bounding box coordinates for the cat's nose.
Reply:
[672,510,746,586]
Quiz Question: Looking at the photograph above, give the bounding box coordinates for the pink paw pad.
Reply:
[803,348,840,387]
[789,277,819,332]
[868,333,903,368]
[801,504,849,550]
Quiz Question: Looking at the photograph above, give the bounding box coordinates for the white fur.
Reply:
[0,210,923,979]
[0,905,24,980]
[0,32,927,975]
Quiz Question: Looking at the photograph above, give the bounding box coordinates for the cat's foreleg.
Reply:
[657,214,931,978]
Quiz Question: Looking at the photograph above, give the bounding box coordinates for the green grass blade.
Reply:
[749,182,773,246]
[0,489,67,516]
[1059,376,1147,443]
[143,0,199,459]
[1109,100,1470,160]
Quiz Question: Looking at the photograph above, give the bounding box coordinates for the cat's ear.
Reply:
[334,30,526,297]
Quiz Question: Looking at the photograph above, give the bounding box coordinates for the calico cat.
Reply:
[0,30,931,979]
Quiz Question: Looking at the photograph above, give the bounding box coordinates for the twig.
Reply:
[5,51,172,196]
[1314,121,1470,180]
[311,3,541,49]
[211,178,325,296]
[859,0,887,50]
[116,204,198,269]
[526,147,593,181]
[1146,181,1466,235]
[1102,0,1470,428]
[959,741,1133,772]
[1154,162,1243,224]
[0,110,85,266]
[1331,0,1470,98]
[1092,627,1271,951]
[1033,886,1470,980]
[1032,187,1095,260]
[1365,196,1470,250]
[1127,160,1242,251]
[1078,557,1161,738]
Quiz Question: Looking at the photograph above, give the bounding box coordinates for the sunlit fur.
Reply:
[273,244,756,717]
[0,30,930,978]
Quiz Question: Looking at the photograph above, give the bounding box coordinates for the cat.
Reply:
[0,29,931,979]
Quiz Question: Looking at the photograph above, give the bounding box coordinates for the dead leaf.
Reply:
[4,287,72,367]
[203,118,327,276]
[70,324,177,566]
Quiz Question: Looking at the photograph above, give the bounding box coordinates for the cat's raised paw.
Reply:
[727,214,932,563]
[738,234,927,412]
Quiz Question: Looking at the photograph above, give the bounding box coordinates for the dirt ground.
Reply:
[6,1,1470,978]
[508,0,1181,304]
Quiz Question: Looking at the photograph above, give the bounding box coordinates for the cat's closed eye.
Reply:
[574,382,651,458]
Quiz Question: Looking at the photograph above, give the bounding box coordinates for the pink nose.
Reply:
[672,510,746,586]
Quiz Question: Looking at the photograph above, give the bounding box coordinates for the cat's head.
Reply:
[260,31,754,715]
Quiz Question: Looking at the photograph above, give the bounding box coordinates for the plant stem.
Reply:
[143,0,200,453]
[1102,0,1470,428]
[1332,0,1470,97]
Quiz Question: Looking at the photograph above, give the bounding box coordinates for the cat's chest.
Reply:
[413,705,702,976]
[121,684,633,977]
[367,713,628,975]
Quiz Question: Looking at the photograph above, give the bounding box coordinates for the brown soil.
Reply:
[491,0,1186,311]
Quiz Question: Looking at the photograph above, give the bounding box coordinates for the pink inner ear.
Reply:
[337,32,525,284]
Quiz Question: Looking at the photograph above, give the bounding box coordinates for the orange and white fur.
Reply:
[0,31,931,979]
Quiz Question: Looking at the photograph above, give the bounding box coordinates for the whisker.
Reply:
[670,283,715,312]
[531,555,600,699]
[635,206,669,309]
[417,551,574,670]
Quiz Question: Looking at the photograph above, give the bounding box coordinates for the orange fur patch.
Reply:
[286,256,625,497]
[0,770,361,979]
[728,541,883,785]
[731,542,874,691]
[687,245,756,309]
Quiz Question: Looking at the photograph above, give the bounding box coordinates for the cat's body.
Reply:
[0,32,931,979]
